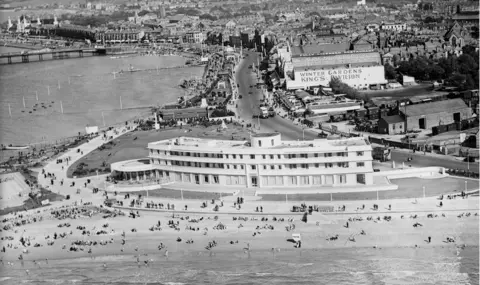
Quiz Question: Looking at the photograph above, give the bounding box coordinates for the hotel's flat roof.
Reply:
[148,136,368,150]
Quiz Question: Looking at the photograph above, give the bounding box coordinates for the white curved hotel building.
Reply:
[110,133,375,189]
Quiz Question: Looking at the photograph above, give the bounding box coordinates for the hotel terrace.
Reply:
[110,133,375,189]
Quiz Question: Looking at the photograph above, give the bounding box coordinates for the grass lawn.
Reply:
[66,124,250,178]
[119,188,232,200]
[259,177,479,202]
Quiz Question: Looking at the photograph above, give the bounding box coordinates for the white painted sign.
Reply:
[41,199,50,206]
[85,126,99,134]
[289,66,386,89]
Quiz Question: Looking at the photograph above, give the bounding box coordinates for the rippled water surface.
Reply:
[0,50,203,144]
[1,247,478,284]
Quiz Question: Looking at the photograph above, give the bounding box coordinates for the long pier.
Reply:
[0,48,106,65]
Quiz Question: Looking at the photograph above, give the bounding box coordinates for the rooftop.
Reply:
[401,98,469,117]
[148,136,369,151]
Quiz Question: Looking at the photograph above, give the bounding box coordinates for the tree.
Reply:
[384,64,396,80]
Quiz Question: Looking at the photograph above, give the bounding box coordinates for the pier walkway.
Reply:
[0,48,104,64]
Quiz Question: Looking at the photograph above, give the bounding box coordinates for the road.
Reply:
[234,51,478,173]
[235,51,318,141]
[390,150,478,173]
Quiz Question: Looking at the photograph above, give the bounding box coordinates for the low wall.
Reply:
[208,116,235,122]
[374,167,446,180]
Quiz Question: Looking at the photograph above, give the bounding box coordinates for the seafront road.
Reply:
[235,51,477,173]
[235,51,319,141]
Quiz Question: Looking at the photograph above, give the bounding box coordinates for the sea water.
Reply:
[0,50,203,145]
[1,246,478,284]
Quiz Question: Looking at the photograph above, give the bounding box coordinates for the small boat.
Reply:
[3,145,30,150]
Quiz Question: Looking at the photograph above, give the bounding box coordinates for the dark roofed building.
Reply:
[378,115,405,134]
[399,98,472,130]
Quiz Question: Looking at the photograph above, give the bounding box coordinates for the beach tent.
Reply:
[292,233,301,242]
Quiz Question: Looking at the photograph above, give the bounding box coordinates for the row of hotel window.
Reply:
[152,160,366,169]
[163,171,348,186]
[151,150,365,159]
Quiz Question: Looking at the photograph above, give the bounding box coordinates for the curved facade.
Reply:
[111,133,375,189]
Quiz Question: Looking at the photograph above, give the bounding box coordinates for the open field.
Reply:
[66,124,250,178]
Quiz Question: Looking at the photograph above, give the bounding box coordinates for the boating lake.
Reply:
[0,49,203,145]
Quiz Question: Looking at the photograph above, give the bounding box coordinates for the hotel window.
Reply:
[270,155,274,159]
[288,176,298,185]
[338,162,349,168]
[217,154,223,158]
[157,150,160,154]
[226,154,229,159]
[325,163,333,168]
[314,153,319,158]
[219,163,224,168]
[251,165,256,170]
[186,152,191,156]
[206,163,210,168]
[314,163,320,168]
[259,141,262,147]
[271,139,274,146]
[325,153,333,157]
[357,162,365,167]
[277,155,281,159]
[313,176,322,185]
[300,154,307,158]
[234,165,237,170]
[240,165,244,170]
[233,154,236,159]
[175,173,182,181]
[270,165,275,170]
[262,155,266,159]
[240,155,243,159]
[213,175,219,184]
[203,153,209,158]
[338,175,347,184]
[337,152,347,157]
[183,174,191,183]
[301,164,308,169]
[226,176,232,185]
[204,175,209,183]
[325,175,334,185]
[227,165,230,169]
[263,165,267,170]
[357,151,364,156]
[300,176,309,185]
[250,154,255,159]
[276,176,283,185]
[289,164,297,169]
[279,165,282,169]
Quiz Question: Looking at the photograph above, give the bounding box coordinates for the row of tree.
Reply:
[387,45,479,90]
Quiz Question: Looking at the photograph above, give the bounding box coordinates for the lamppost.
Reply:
[423,186,426,198]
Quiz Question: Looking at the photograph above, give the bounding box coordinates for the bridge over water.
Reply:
[0,47,106,65]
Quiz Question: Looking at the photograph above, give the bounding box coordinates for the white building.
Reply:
[185,31,205,43]
[284,50,387,90]
[111,133,375,189]
[381,23,408,31]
